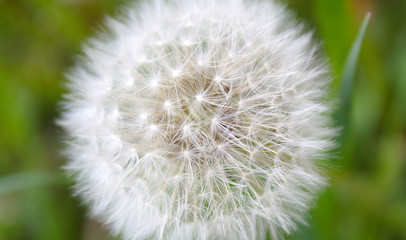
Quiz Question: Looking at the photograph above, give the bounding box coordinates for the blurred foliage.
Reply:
[0,0,405,239]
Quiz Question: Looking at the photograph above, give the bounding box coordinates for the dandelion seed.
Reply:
[214,76,222,82]
[164,101,172,109]
[150,79,159,88]
[195,94,204,102]
[172,69,181,78]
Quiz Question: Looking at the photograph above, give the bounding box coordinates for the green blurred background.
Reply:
[0,0,405,239]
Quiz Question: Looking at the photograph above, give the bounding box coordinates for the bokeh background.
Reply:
[0,0,405,239]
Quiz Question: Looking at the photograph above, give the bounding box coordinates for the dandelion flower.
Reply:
[59,0,336,239]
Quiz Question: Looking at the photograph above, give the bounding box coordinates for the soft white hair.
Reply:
[59,0,336,239]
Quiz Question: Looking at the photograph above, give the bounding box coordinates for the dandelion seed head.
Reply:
[59,0,336,239]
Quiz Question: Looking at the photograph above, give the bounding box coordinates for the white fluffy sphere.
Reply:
[59,0,336,239]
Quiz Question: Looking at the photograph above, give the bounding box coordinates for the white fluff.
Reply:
[59,0,336,239]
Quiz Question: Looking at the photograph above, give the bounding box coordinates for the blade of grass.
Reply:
[0,171,64,195]
[336,13,371,139]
